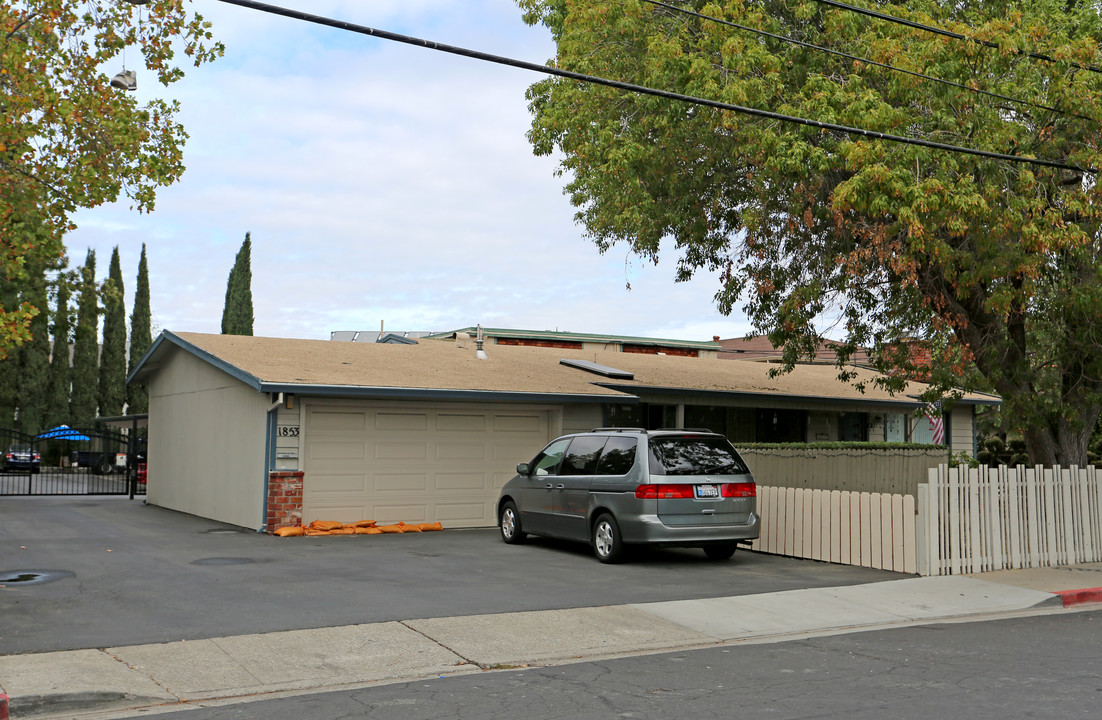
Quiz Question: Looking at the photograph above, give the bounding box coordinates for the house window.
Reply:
[755,409,807,443]
[684,405,727,435]
[838,412,869,442]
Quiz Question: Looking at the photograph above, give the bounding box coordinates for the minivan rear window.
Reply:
[648,436,750,476]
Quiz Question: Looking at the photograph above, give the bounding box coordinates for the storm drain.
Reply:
[0,569,74,585]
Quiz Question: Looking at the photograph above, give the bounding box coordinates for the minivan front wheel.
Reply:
[499,500,526,545]
[592,513,626,564]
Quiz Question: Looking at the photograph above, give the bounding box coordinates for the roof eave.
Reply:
[258,383,639,404]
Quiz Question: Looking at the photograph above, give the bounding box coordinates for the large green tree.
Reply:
[127,243,151,414]
[98,246,126,417]
[221,233,254,336]
[0,0,222,356]
[69,249,98,426]
[521,0,1102,466]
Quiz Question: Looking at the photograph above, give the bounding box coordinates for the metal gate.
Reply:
[0,426,146,497]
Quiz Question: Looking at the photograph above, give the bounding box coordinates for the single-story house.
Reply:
[128,331,999,532]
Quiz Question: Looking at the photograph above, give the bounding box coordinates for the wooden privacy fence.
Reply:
[750,485,917,574]
[918,465,1102,576]
[738,446,946,498]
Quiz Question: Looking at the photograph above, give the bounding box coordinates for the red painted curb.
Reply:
[1,692,9,720]
[1055,587,1102,607]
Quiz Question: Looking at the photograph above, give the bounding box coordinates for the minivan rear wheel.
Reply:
[592,513,626,564]
[703,542,738,561]
[499,500,526,545]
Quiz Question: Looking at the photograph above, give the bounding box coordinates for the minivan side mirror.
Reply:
[516,462,530,475]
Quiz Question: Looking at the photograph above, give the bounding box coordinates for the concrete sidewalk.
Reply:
[2,567,1100,720]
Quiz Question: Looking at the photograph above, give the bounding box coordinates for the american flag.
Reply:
[926,403,945,445]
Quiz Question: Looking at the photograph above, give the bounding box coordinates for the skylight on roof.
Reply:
[560,359,634,380]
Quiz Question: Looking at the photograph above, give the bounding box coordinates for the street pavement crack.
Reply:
[101,648,184,701]
[398,620,480,669]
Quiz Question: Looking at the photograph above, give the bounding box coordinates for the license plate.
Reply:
[695,484,719,499]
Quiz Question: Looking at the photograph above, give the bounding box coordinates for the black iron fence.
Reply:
[0,425,146,497]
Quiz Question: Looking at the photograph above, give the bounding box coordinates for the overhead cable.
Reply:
[215,0,1092,174]
[641,0,1089,123]
[813,0,1102,75]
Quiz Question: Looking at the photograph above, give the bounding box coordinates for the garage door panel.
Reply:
[309,441,367,461]
[374,473,428,492]
[310,412,366,433]
[433,502,492,524]
[436,442,486,461]
[304,403,550,528]
[372,503,429,523]
[375,412,429,432]
[437,414,486,431]
[494,414,543,433]
[435,473,490,491]
[310,472,367,493]
[374,442,429,461]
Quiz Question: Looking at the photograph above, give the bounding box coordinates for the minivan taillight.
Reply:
[721,482,756,497]
[635,484,696,499]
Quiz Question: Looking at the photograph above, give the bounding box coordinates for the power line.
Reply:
[641,0,1090,123]
[214,0,1092,174]
[813,0,1102,75]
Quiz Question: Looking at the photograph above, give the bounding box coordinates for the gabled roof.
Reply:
[129,331,1000,408]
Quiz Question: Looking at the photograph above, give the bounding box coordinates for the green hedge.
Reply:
[732,442,946,451]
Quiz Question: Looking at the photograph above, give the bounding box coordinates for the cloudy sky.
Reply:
[68,0,755,343]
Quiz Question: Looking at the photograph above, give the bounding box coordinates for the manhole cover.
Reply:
[0,570,74,585]
[191,557,255,566]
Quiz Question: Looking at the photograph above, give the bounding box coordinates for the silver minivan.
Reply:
[497,428,759,563]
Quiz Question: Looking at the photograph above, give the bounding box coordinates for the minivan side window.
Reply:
[559,436,608,475]
[595,436,638,475]
[529,438,571,476]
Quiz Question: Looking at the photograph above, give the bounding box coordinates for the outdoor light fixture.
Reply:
[110,69,137,90]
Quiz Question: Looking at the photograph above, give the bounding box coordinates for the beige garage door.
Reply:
[302,401,552,528]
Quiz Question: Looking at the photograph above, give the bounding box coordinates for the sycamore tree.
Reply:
[520,0,1102,466]
[0,0,222,356]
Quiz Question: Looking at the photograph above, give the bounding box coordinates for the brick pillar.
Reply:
[267,471,304,532]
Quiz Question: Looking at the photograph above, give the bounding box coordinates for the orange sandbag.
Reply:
[304,528,332,536]
[415,522,443,532]
[309,520,344,531]
[272,526,304,537]
[349,520,377,528]
[329,527,356,535]
[378,524,405,533]
[399,522,422,533]
[354,527,383,535]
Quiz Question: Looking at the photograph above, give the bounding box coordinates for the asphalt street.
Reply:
[0,496,900,655]
[88,608,1102,720]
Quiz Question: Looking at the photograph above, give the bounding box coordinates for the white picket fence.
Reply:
[917,464,1102,576]
[750,486,917,573]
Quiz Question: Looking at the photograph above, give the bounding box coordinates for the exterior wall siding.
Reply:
[950,403,974,456]
[146,348,269,529]
[562,404,604,435]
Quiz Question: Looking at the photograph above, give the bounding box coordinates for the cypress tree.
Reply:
[127,244,152,414]
[70,250,99,427]
[45,275,74,429]
[98,247,126,417]
[0,272,18,426]
[221,232,254,336]
[17,264,51,433]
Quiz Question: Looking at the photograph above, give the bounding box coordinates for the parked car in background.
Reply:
[498,428,759,563]
[3,444,41,473]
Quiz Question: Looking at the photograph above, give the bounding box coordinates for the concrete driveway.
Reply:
[0,496,903,655]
